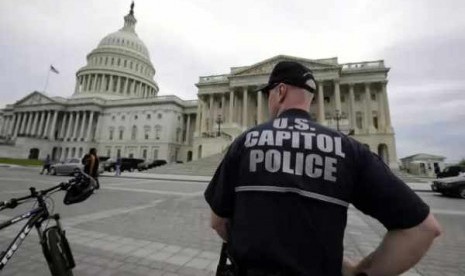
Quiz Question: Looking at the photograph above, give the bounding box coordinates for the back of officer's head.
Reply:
[258,61,317,118]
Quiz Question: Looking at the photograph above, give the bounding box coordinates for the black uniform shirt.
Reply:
[205,109,429,275]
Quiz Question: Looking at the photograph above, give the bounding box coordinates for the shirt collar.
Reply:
[278,108,311,118]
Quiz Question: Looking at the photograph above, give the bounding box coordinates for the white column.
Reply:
[382,81,393,133]
[86,111,95,141]
[93,113,102,141]
[195,100,201,136]
[334,80,341,112]
[108,75,114,92]
[74,77,80,94]
[31,112,39,136]
[65,112,74,140]
[73,112,81,140]
[123,77,129,95]
[20,113,28,134]
[209,95,214,133]
[36,111,45,137]
[42,111,51,138]
[377,84,386,132]
[131,79,136,96]
[201,97,208,133]
[26,112,34,135]
[49,111,59,140]
[221,94,226,119]
[116,76,122,94]
[317,83,325,124]
[12,113,21,138]
[257,91,263,124]
[349,84,356,131]
[242,87,248,128]
[185,114,191,145]
[364,83,373,133]
[229,90,234,124]
[79,111,87,140]
[59,113,68,139]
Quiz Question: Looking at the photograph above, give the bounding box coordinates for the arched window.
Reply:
[131,125,137,140]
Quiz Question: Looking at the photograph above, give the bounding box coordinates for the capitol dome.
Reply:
[73,3,159,100]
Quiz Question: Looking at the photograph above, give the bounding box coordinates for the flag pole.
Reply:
[43,67,51,92]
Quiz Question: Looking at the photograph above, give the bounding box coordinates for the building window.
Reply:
[356,112,363,129]
[324,97,330,103]
[178,116,181,122]
[355,93,361,101]
[131,125,137,140]
[117,149,121,158]
[111,57,114,65]
[117,58,121,66]
[135,115,138,120]
[112,115,115,121]
[107,149,111,157]
[341,96,345,103]
[373,111,378,129]
[124,60,127,67]
[155,125,161,140]
[153,149,158,159]
[147,114,151,119]
[176,128,181,142]
[142,149,147,159]
[122,115,125,121]
[371,93,376,101]
[119,129,124,140]
[157,113,162,119]
[109,129,114,140]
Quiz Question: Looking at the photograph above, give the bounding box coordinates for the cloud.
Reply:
[1,0,465,162]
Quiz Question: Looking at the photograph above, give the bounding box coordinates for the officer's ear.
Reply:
[277,84,287,103]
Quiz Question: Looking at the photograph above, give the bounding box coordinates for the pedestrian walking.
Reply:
[115,157,122,176]
[40,154,51,175]
[205,61,442,275]
[84,148,100,189]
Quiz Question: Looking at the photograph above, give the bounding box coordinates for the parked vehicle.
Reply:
[436,165,465,178]
[431,175,465,198]
[50,159,83,176]
[103,159,116,172]
[119,158,144,172]
[149,159,167,168]
[137,160,151,171]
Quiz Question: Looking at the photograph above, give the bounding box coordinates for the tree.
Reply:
[458,158,465,167]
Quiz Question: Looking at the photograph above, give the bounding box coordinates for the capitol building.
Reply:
[0,5,398,168]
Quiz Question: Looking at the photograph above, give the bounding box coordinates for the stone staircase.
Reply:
[391,168,433,183]
[145,153,225,176]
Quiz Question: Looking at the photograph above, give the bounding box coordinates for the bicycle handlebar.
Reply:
[0,173,84,210]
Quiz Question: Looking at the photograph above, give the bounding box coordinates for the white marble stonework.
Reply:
[0,5,398,168]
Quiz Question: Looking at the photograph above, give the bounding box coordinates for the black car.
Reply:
[431,175,465,198]
[120,158,145,172]
[148,159,167,169]
[436,165,465,178]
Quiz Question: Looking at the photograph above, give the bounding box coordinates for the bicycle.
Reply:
[0,171,96,275]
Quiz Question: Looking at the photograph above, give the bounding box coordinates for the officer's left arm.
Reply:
[205,140,242,242]
[211,211,229,242]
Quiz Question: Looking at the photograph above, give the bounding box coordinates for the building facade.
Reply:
[0,5,399,168]
[194,55,398,168]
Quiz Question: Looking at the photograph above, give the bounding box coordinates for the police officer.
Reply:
[204,61,442,276]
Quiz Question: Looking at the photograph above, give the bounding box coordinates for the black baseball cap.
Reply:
[256,61,317,94]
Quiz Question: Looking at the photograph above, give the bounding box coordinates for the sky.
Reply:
[0,0,464,163]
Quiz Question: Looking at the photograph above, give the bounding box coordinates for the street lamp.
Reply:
[215,114,223,137]
[335,109,341,131]
[334,109,354,136]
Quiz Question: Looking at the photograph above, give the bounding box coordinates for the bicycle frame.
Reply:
[0,205,49,270]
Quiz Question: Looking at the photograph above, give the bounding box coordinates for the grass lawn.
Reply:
[0,158,42,166]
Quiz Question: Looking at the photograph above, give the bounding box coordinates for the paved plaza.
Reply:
[1,166,464,275]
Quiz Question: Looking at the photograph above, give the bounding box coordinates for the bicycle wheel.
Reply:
[43,226,74,276]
